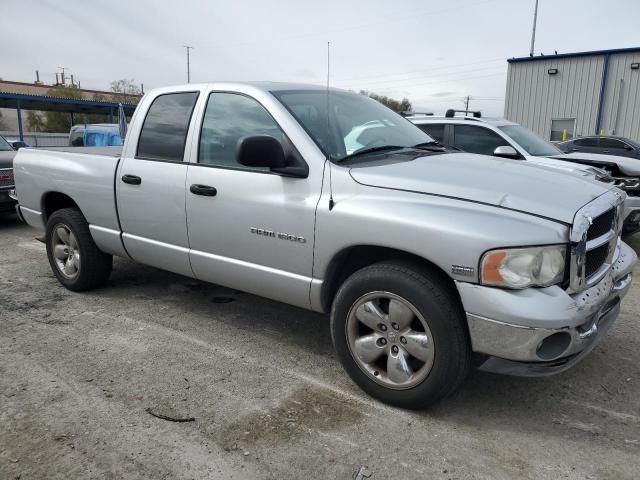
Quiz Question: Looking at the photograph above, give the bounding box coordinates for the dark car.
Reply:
[0,135,18,213]
[558,136,640,159]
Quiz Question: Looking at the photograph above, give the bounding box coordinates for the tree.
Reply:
[26,111,46,132]
[360,90,412,113]
[42,85,85,132]
[110,79,142,104]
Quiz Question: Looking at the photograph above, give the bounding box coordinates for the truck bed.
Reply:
[13,147,122,237]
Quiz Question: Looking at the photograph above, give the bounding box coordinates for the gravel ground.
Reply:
[1,213,639,480]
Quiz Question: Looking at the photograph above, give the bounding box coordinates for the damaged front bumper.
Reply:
[455,241,637,376]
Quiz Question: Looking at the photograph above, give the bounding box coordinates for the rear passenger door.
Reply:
[116,90,200,277]
[452,125,511,156]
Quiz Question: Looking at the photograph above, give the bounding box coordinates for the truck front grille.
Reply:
[585,243,610,278]
[568,191,624,293]
[587,208,615,241]
[0,168,14,188]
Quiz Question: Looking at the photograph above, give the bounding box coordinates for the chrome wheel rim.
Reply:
[51,224,80,279]
[346,291,435,390]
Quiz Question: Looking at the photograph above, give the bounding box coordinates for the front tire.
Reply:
[45,208,112,291]
[331,262,470,409]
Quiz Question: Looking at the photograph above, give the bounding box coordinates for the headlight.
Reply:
[480,245,567,288]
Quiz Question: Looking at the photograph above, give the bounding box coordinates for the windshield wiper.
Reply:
[412,141,447,151]
[336,145,406,163]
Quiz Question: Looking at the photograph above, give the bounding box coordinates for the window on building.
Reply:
[550,119,575,142]
[137,92,199,162]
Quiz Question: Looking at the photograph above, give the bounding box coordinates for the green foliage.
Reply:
[360,90,412,113]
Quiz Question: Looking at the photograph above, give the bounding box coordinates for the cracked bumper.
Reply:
[455,241,637,376]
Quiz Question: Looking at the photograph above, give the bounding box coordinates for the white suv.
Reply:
[408,114,640,234]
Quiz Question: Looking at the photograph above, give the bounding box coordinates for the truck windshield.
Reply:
[0,136,13,151]
[272,90,434,162]
[498,125,560,157]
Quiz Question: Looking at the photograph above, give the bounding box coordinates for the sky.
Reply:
[2,0,639,116]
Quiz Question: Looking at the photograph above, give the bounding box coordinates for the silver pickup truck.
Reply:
[13,83,637,408]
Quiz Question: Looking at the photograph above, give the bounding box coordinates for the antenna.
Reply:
[327,41,335,211]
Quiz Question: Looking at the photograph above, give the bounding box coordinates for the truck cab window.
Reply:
[137,92,199,162]
[198,93,284,169]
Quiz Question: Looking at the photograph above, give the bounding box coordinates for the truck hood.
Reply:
[0,150,17,169]
[348,152,613,223]
[551,152,640,176]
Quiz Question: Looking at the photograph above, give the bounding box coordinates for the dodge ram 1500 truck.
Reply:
[13,83,637,408]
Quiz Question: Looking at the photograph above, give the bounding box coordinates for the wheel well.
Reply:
[42,192,79,221]
[320,245,457,312]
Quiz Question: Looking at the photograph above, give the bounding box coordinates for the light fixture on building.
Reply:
[631,62,640,70]
[547,68,559,75]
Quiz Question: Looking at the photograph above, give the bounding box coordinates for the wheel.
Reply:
[45,208,112,291]
[331,262,471,409]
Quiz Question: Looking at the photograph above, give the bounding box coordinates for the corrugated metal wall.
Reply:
[505,51,640,141]
[600,53,640,139]
[504,56,605,139]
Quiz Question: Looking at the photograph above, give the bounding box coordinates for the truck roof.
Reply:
[146,81,342,96]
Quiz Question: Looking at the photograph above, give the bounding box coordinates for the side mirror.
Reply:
[237,135,286,169]
[493,145,520,159]
[624,144,633,151]
[11,141,28,150]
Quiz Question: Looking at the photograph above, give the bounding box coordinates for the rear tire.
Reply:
[331,262,470,409]
[45,208,112,291]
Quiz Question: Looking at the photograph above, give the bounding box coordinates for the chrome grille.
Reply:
[587,208,615,240]
[568,190,624,293]
[0,168,14,188]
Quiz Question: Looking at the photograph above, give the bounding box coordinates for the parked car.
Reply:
[69,124,123,147]
[14,82,636,408]
[0,134,18,213]
[558,135,640,159]
[408,114,640,234]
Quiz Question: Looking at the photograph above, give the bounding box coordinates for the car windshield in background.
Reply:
[272,90,433,162]
[0,136,13,151]
[498,125,560,157]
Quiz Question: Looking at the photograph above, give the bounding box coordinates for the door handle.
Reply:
[571,147,578,151]
[122,174,142,185]
[602,150,610,153]
[190,184,217,196]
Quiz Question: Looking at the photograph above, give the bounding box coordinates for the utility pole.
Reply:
[529,0,539,56]
[464,95,470,115]
[57,66,67,85]
[183,45,193,83]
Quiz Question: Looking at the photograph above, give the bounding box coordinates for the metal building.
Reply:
[504,47,640,142]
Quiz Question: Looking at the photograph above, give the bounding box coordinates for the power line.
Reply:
[333,57,505,83]
[336,64,507,89]
[339,70,507,92]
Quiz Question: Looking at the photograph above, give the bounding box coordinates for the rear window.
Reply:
[137,92,199,162]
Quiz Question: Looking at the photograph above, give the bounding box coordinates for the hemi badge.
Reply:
[451,265,474,276]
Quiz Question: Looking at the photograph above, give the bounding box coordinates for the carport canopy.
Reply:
[0,91,138,141]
